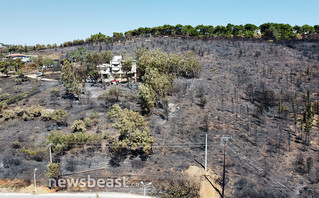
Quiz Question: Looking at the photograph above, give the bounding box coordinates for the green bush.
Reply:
[14,106,26,116]
[12,141,20,149]
[41,110,53,121]
[90,110,99,119]
[71,120,87,132]
[0,101,7,112]
[84,117,93,128]
[3,109,16,120]
[200,96,207,108]
[21,148,46,162]
[47,131,108,153]
[0,92,9,101]
[22,112,30,121]
[28,105,44,118]
[52,109,68,125]
[50,88,60,96]
[46,163,60,179]
[15,78,22,85]
[108,104,155,154]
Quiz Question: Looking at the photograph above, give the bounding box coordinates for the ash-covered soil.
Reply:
[1,37,319,197]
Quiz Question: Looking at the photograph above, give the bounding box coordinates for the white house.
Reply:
[6,54,31,63]
[97,55,137,83]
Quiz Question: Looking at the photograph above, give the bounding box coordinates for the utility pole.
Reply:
[205,133,208,172]
[220,137,234,198]
[141,181,152,196]
[34,168,38,195]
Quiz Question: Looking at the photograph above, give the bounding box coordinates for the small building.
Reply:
[5,54,31,63]
[97,55,137,83]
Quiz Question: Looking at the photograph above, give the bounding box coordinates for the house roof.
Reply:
[6,54,28,57]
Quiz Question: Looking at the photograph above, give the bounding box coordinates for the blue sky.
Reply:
[0,0,318,45]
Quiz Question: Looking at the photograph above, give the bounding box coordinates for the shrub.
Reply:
[47,131,108,153]
[50,88,60,96]
[22,112,30,121]
[84,117,93,128]
[15,78,22,85]
[200,96,207,108]
[14,106,25,116]
[3,109,16,120]
[71,120,86,132]
[28,105,44,118]
[0,92,9,101]
[0,101,7,112]
[21,148,46,162]
[52,109,68,125]
[90,110,99,119]
[12,141,20,149]
[160,179,200,198]
[41,110,53,121]
[46,163,60,179]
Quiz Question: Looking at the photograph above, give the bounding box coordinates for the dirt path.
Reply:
[184,166,221,198]
[26,74,58,82]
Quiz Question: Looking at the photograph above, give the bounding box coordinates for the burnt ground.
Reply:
[1,37,319,197]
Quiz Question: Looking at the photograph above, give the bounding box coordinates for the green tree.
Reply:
[70,47,87,63]
[139,84,156,114]
[60,59,82,97]
[108,104,155,154]
[100,51,114,64]
[179,51,202,78]
[32,56,43,70]
[213,25,227,35]
[175,24,183,35]
[113,32,124,39]
[108,86,122,101]
[138,48,170,75]
[43,58,55,67]
[244,23,258,32]
[182,25,193,36]
[260,23,279,40]
[302,24,315,35]
[0,61,9,76]
[143,67,172,102]
[294,25,303,34]
[226,23,235,35]
[122,57,132,82]
[13,58,24,72]
[24,44,28,53]
[233,25,244,36]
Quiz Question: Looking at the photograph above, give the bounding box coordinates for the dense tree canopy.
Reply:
[4,23,319,53]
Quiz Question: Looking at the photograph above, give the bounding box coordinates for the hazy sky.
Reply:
[1,0,318,45]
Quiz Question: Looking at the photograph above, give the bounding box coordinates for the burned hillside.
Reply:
[1,37,319,197]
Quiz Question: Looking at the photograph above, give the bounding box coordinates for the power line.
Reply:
[230,140,295,190]
[226,143,293,197]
